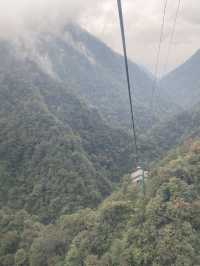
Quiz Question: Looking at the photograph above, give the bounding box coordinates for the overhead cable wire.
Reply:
[150,0,168,110]
[117,0,139,165]
[163,0,181,75]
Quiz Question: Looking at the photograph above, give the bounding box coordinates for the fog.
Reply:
[0,0,199,74]
[0,0,98,39]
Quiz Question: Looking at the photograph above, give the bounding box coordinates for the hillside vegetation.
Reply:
[140,102,200,163]
[0,139,199,265]
[0,24,200,266]
[14,24,180,131]
[0,41,134,222]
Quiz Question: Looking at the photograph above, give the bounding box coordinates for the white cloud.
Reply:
[0,0,199,74]
[0,0,98,38]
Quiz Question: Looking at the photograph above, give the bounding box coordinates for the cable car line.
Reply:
[163,0,181,75]
[117,0,139,165]
[150,0,168,111]
[116,0,183,195]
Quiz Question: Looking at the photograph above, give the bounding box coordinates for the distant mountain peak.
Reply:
[160,49,200,108]
[193,48,200,56]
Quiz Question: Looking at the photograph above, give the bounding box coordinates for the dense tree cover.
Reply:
[63,140,200,266]
[0,139,199,265]
[0,42,135,222]
[139,102,200,164]
[0,29,200,266]
[0,39,199,223]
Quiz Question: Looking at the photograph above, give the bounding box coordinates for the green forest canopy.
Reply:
[0,139,200,266]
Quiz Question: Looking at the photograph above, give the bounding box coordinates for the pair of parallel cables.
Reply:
[117,0,181,166]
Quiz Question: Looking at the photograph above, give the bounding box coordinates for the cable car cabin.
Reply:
[131,167,148,185]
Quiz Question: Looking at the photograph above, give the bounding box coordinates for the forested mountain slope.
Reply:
[160,49,200,108]
[63,140,200,266]
[15,24,179,131]
[1,139,199,266]
[0,37,198,224]
[0,23,200,266]
[140,102,200,163]
[0,41,134,222]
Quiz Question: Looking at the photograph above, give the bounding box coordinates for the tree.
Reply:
[15,249,27,266]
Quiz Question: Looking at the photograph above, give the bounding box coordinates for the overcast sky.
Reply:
[0,0,199,75]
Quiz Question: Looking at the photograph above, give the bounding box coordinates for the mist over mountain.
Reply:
[10,24,180,131]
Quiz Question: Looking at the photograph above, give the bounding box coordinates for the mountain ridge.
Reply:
[11,24,180,131]
[160,48,200,108]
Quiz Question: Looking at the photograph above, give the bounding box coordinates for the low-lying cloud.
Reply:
[0,0,199,74]
[0,0,98,39]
